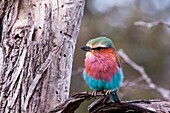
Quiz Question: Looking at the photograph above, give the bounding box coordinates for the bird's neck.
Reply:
[84,50,118,81]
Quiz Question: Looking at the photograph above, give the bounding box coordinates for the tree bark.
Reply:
[0,0,85,113]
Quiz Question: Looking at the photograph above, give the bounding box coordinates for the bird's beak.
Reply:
[81,46,91,51]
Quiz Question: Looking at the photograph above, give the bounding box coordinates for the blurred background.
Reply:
[70,0,170,112]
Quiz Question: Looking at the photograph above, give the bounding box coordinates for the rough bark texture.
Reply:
[0,0,85,113]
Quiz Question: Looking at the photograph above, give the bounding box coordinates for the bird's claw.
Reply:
[104,90,111,95]
[92,91,97,96]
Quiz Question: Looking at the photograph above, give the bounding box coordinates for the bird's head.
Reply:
[81,37,115,53]
[81,37,120,80]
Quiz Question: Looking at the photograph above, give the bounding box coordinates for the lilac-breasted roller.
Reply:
[81,37,124,102]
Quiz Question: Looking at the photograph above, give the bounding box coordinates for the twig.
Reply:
[122,77,144,87]
[123,80,153,90]
[118,49,170,101]
[134,20,170,29]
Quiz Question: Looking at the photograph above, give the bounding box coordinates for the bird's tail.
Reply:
[109,91,120,103]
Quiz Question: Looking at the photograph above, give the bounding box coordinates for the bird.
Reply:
[81,37,124,102]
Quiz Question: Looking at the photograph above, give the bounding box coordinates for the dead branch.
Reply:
[49,91,107,113]
[118,49,170,101]
[134,20,170,29]
[49,91,170,113]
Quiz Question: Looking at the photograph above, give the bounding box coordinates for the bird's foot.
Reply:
[92,90,98,96]
[103,90,111,95]
[112,90,121,103]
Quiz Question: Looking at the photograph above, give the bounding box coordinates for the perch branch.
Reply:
[117,49,170,101]
[49,91,170,113]
[49,91,108,113]
[134,20,170,29]
[88,96,110,113]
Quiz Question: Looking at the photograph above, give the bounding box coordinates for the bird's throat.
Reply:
[85,52,118,81]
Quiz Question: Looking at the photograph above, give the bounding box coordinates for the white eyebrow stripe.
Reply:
[86,44,107,48]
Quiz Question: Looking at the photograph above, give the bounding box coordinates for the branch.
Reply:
[49,91,107,113]
[117,49,170,101]
[49,91,170,113]
[134,20,170,29]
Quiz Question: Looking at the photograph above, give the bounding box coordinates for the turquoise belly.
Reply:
[83,68,124,91]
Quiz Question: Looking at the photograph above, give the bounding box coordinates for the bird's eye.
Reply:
[91,47,109,50]
[97,47,103,50]
[92,47,101,50]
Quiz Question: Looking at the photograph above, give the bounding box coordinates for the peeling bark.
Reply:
[0,0,85,113]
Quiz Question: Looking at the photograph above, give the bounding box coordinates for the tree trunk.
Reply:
[0,0,85,113]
